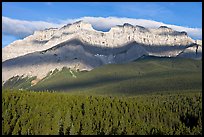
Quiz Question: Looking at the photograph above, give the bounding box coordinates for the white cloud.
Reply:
[2,16,202,41]
[2,16,62,38]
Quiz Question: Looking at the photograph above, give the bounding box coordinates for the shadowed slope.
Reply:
[26,57,202,95]
[2,37,201,83]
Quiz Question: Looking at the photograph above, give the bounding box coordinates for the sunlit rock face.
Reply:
[2,21,195,61]
[2,28,58,62]
[2,21,202,82]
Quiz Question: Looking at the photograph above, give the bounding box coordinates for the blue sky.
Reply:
[2,2,202,47]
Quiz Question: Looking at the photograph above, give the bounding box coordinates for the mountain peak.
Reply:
[2,20,201,82]
[3,20,196,63]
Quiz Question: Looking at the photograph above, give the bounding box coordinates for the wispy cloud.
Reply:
[2,16,202,41]
[2,16,62,38]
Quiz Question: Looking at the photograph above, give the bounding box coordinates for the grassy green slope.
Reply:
[29,57,202,96]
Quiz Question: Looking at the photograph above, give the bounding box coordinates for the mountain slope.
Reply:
[2,38,201,83]
[2,21,195,62]
[2,21,202,83]
[4,57,201,96]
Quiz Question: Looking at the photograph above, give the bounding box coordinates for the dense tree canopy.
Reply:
[2,89,202,135]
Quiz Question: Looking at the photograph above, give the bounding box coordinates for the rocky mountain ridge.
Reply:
[2,21,202,83]
[2,21,196,61]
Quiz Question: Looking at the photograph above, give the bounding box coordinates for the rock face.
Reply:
[2,21,195,61]
[2,28,58,62]
[2,21,202,82]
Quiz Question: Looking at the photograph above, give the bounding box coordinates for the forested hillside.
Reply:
[2,89,202,135]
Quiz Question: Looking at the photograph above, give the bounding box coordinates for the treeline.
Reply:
[2,89,202,135]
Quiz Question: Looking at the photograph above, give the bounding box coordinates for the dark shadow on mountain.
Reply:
[158,31,187,36]
[144,45,186,53]
[2,38,197,68]
[46,38,136,55]
[44,38,192,55]
[32,40,49,44]
[62,32,75,35]
[32,74,136,92]
[177,51,202,60]
[2,49,104,69]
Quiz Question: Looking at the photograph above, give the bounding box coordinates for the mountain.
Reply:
[3,57,202,95]
[2,21,202,83]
